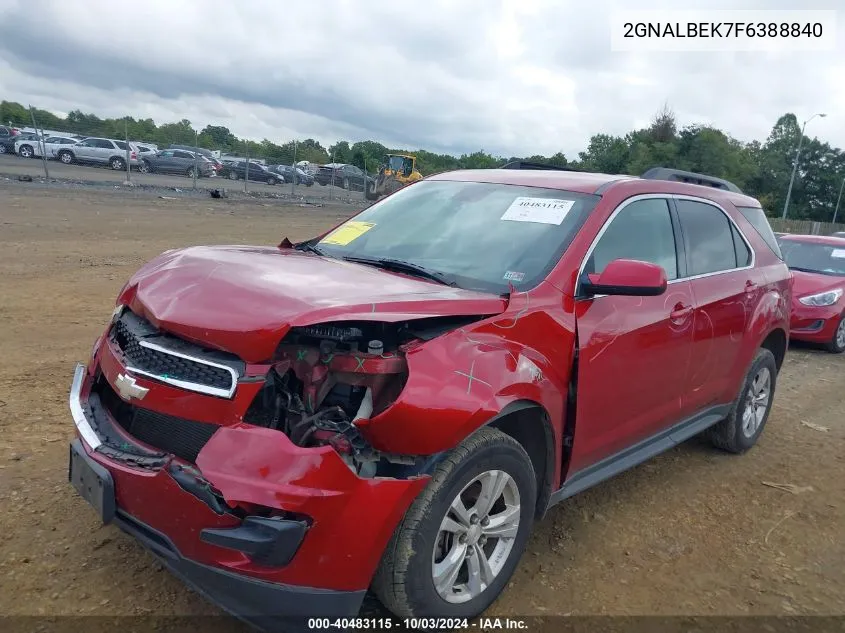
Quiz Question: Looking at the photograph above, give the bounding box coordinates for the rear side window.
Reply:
[731,224,752,266]
[114,140,128,150]
[676,200,738,276]
[736,206,783,259]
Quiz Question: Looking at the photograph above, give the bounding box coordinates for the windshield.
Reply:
[311,180,599,293]
[779,240,845,276]
[387,155,407,171]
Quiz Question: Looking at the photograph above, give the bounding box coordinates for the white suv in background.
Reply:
[16,135,79,159]
[55,137,142,170]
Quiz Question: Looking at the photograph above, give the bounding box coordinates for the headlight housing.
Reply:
[798,288,843,307]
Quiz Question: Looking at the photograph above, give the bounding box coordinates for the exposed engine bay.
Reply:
[243,317,479,477]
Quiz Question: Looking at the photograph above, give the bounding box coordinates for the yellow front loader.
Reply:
[365,153,423,201]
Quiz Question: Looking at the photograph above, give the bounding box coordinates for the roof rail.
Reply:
[640,167,743,194]
[501,160,582,172]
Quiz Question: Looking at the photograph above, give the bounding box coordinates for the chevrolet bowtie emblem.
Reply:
[114,373,149,401]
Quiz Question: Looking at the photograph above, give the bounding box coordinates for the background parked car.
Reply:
[16,135,77,159]
[268,164,314,186]
[0,125,20,152]
[2,131,40,155]
[778,234,845,353]
[315,163,373,190]
[56,138,141,171]
[138,149,214,178]
[218,160,281,184]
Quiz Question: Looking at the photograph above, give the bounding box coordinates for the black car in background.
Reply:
[0,125,20,153]
[218,160,281,184]
[268,164,314,186]
[314,163,373,190]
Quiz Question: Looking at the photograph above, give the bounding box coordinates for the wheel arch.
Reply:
[760,327,787,372]
[482,400,556,520]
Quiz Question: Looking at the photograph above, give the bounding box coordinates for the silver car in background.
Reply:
[55,137,142,170]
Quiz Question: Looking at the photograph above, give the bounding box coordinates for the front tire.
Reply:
[228,171,239,181]
[58,150,73,164]
[826,315,845,353]
[372,427,536,619]
[18,144,33,158]
[707,347,777,453]
[267,176,277,185]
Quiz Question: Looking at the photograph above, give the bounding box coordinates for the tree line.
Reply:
[2,100,841,221]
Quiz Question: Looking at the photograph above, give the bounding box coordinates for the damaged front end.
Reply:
[241,317,476,478]
[70,309,487,598]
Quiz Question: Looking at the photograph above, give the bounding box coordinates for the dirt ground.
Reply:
[0,184,843,625]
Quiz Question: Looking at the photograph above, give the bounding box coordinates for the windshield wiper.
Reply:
[342,255,458,287]
[295,241,326,256]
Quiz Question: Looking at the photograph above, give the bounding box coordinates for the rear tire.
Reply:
[228,171,239,180]
[707,348,777,454]
[0,144,7,154]
[110,157,125,171]
[372,427,536,619]
[825,315,845,353]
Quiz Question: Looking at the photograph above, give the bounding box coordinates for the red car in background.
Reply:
[778,234,845,353]
[67,164,791,629]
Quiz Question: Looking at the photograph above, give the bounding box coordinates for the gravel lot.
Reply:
[0,184,843,628]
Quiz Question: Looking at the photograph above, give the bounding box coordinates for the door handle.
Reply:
[670,303,693,320]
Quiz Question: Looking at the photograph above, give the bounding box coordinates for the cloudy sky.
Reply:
[0,0,842,159]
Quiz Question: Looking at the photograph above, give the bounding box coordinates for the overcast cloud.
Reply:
[0,0,843,158]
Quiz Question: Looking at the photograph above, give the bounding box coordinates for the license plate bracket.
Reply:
[68,440,116,524]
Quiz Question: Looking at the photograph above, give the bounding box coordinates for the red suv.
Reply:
[68,164,791,628]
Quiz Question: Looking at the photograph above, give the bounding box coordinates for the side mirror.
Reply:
[581,259,667,297]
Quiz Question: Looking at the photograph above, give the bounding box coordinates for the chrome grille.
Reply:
[110,309,244,398]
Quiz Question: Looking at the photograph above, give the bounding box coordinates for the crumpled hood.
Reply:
[120,245,507,362]
[790,269,845,301]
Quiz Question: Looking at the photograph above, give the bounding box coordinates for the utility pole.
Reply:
[782,113,827,219]
[833,175,845,225]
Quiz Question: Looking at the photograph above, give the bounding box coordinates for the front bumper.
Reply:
[69,438,363,630]
[68,358,428,625]
[789,302,842,343]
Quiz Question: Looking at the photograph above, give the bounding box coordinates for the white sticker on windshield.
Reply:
[831,248,845,258]
[501,197,575,225]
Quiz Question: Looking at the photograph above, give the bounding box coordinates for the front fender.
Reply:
[358,285,575,458]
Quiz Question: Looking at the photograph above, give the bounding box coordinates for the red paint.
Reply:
[588,258,667,292]
[74,170,791,601]
[117,245,507,363]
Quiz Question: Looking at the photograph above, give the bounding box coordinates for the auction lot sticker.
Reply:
[320,221,376,246]
[501,197,575,225]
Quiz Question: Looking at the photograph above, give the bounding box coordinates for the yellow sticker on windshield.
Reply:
[319,221,376,246]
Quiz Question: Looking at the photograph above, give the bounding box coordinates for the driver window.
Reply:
[588,198,678,280]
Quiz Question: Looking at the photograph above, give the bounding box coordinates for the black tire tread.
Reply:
[372,427,533,618]
[824,315,845,353]
[707,347,776,453]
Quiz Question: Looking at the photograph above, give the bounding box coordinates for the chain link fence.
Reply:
[4,107,371,205]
